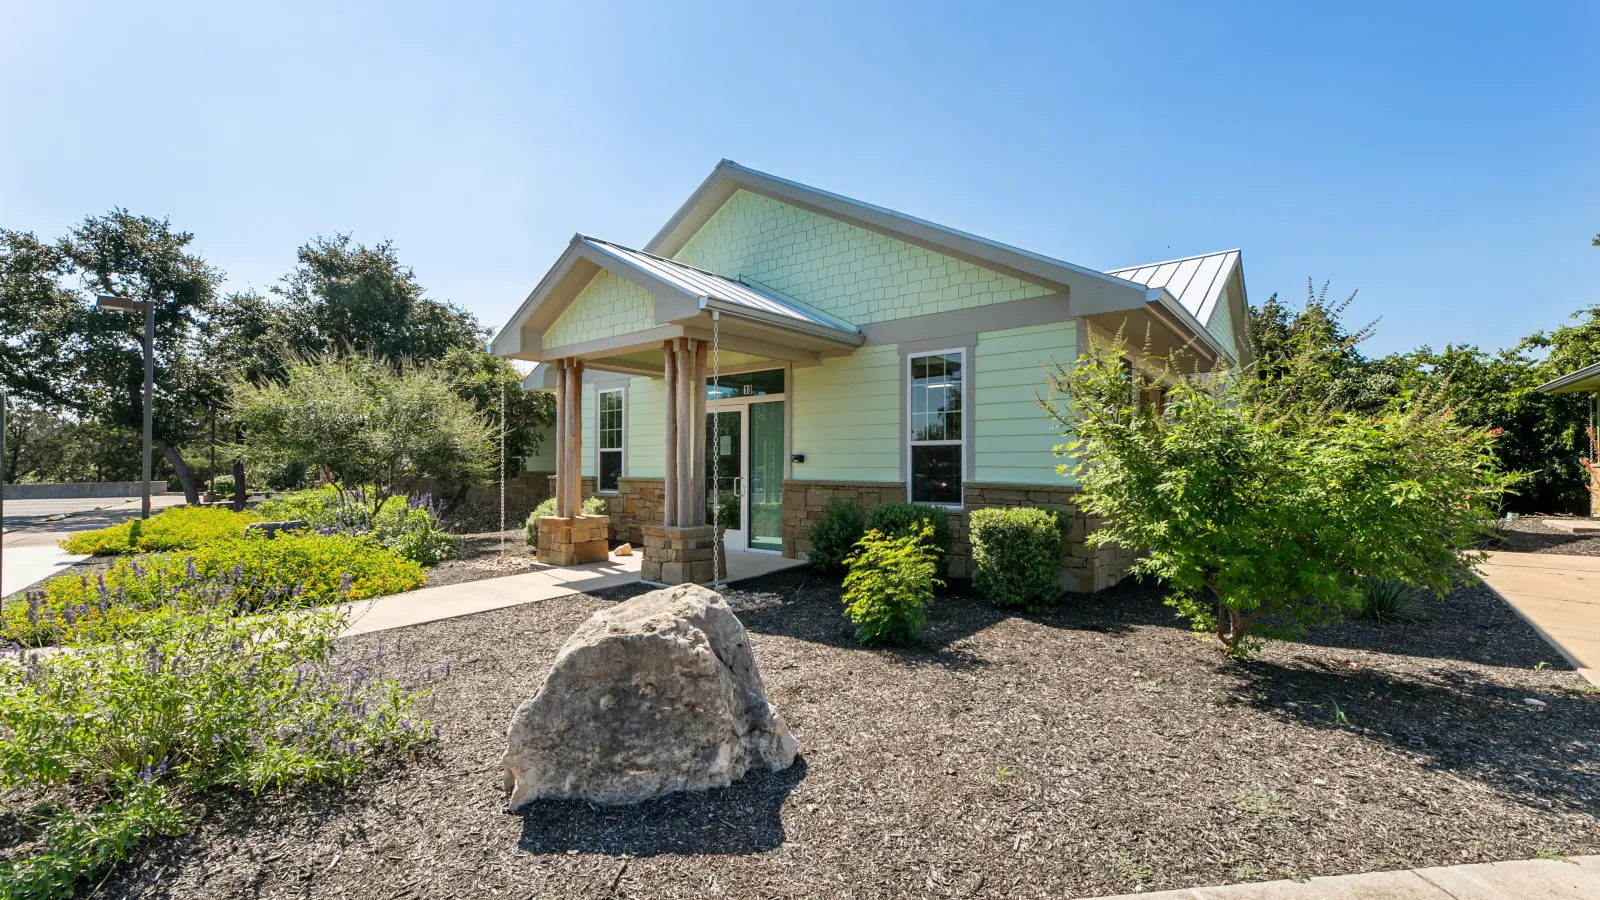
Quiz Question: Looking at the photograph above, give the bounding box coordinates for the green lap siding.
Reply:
[1206,284,1237,354]
[625,376,665,478]
[973,321,1076,485]
[673,189,1052,327]
[791,345,901,481]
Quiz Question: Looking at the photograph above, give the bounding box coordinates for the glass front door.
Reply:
[747,401,784,551]
[705,409,744,548]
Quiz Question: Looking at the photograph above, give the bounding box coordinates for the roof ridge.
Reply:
[1107,248,1240,274]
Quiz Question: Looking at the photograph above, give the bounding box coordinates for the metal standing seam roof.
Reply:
[1106,249,1240,325]
[580,236,861,337]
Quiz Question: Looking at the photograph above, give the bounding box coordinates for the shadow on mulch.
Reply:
[1234,658,1599,817]
[516,757,808,857]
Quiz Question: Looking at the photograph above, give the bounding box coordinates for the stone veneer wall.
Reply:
[545,476,663,547]
[780,479,1134,591]
[396,473,553,524]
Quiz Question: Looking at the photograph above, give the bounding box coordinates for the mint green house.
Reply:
[493,161,1250,589]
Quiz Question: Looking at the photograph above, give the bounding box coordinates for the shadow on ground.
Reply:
[516,757,807,857]
[1235,658,1600,815]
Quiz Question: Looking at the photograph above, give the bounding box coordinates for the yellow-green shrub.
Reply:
[59,506,259,555]
[841,525,943,647]
[4,534,424,647]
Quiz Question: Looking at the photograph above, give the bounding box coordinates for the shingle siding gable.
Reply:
[673,189,1052,326]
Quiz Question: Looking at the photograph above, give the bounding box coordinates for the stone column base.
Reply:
[641,524,726,585]
[537,514,611,566]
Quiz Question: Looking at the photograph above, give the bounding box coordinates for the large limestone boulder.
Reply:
[502,584,798,809]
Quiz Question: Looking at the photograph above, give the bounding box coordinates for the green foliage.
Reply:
[969,507,1067,610]
[1359,576,1420,623]
[0,603,431,898]
[713,490,741,530]
[807,498,866,573]
[523,495,609,545]
[2,534,424,647]
[863,503,954,570]
[438,347,556,464]
[58,506,259,555]
[1045,333,1513,656]
[232,356,494,512]
[841,526,944,647]
[257,487,457,565]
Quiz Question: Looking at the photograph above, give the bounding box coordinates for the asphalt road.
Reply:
[2,494,187,546]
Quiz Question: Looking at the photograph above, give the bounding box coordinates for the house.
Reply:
[493,161,1250,589]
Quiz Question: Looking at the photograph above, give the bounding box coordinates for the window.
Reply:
[597,389,623,492]
[908,350,963,505]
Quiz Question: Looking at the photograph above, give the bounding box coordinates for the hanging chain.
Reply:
[712,311,722,588]
[499,375,506,558]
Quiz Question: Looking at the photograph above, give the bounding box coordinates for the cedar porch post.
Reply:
[663,340,678,526]
[566,358,583,515]
[674,338,693,527]
[691,339,707,526]
[553,359,568,518]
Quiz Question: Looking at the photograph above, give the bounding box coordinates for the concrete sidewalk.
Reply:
[1,541,89,598]
[1093,854,1600,899]
[1476,551,1600,685]
[336,548,805,638]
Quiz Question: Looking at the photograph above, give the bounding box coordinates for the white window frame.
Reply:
[595,387,625,494]
[905,348,968,509]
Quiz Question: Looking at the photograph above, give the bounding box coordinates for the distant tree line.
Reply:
[1250,277,1599,513]
[1,212,553,505]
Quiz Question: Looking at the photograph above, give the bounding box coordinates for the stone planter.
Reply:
[640,524,726,585]
[536,514,611,566]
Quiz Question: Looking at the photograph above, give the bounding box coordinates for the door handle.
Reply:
[733,476,744,498]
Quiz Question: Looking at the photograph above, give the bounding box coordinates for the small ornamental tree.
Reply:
[1042,334,1513,657]
[232,356,493,516]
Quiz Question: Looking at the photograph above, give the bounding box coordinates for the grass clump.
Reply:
[3,534,424,647]
[841,525,943,647]
[969,506,1068,610]
[1359,576,1420,624]
[0,603,431,899]
[807,499,865,574]
[1234,789,1290,820]
[59,506,259,556]
[523,496,608,546]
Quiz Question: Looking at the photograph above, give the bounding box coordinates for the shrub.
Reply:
[0,603,431,898]
[865,503,955,569]
[59,506,260,556]
[807,498,865,573]
[713,490,741,530]
[258,487,456,565]
[1359,576,1420,623]
[970,507,1068,610]
[210,474,235,494]
[523,495,609,546]
[2,533,425,647]
[841,526,944,647]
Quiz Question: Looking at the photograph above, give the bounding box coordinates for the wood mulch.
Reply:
[1495,516,1600,557]
[98,570,1600,899]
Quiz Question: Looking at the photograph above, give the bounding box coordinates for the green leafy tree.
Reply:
[273,235,482,361]
[1045,334,1512,657]
[438,346,555,478]
[232,356,493,515]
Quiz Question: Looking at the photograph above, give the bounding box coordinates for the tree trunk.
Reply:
[154,435,200,504]
[231,458,247,511]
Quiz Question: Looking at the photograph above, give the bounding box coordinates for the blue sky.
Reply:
[2,0,1595,357]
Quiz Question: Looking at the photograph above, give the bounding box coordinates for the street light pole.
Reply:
[98,294,156,520]
[141,294,154,519]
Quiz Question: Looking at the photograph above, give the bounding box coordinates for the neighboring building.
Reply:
[494,160,1250,589]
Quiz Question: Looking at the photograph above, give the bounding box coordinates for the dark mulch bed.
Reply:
[1496,516,1600,556]
[99,572,1600,899]
[420,529,542,589]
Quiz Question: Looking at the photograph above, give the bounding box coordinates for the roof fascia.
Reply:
[1147,288,1228,363]
[645,160,1152,298]
[1536,361,1600,393]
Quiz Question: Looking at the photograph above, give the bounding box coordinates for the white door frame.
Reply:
[705,392,785,553]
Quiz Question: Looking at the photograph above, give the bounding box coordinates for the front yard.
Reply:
[95,569,1600,899]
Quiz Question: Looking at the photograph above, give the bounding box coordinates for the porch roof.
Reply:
[1537,362,1600,394]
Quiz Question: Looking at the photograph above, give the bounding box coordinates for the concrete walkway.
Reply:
[1093,855,1600,899]
[338,548,805,638]
[1476,551,1600,685]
